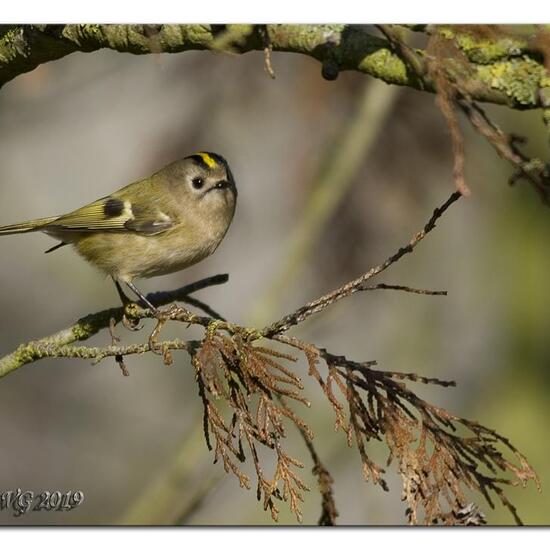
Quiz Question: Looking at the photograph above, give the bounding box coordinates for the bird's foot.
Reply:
[122,302,144,331]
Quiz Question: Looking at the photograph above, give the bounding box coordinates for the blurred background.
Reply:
[0,32,548,525]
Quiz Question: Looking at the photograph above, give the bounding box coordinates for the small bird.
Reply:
[0,152,237,312]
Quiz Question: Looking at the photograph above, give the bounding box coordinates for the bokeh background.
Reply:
[0,29,548,525]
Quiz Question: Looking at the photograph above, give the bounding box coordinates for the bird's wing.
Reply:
[43,196,174,236]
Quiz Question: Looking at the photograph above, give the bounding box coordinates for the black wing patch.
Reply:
[104,198,125,217]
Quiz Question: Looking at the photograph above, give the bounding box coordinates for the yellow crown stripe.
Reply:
[197,152,218,168]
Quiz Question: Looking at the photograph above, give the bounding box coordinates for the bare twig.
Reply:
[145,274,229,305]
[300,427,338,525]
[178,295,226,321]
[109,316,129,376]
[359,283,447,296]
[262,191,461,336]
[458,100,550,204]
[260,25,276,79]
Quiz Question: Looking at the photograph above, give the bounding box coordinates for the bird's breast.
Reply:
[73,219,229,281]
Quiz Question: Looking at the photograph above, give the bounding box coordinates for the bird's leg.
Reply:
[113,279,143,331]
[116,280,179,362]
[125,281,160,315]
[124,281,176,356]
[114,279,131,307]
[122,283,173,360]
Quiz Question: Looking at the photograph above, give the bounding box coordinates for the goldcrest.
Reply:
[0,152,237,311]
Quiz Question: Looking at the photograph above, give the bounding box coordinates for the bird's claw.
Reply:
[122,302,144,331]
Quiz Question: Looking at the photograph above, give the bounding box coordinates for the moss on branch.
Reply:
[0,24,547,109]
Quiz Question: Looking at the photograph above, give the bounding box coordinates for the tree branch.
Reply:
[0,24,547,109]
[0,274,228,378]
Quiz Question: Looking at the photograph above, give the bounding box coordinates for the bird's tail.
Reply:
[0,216,59,235]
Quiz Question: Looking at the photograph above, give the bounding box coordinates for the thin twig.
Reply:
[180,295,226,321]
[360,283,447,296]
[300,427,338,525]
[260,25,276,79]
[109,316,129,376]
[146,274,229,305]
[262,192,462,336]
[277,394,338,525]
[458,100,550,204]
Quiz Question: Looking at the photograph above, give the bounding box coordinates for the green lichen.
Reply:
[477,56,545,106]
[437,26,528,64]
[170,25,213,49]
[0,27,25,64]
[71,320,95,341]
[59,24,102,50]
[11,344,39,365]
[456,35,524,64]
[209,24,255,53]
[268,24,344,57]
[72,307,122,341]
[79,24,103,38]
[358,47,409,85]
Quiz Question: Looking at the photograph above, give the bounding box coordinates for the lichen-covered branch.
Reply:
[377,24,550,203]
[0,273,228,378]
[0,24,548,110]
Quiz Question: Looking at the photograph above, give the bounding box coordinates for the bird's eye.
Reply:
[191,177,204,190]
